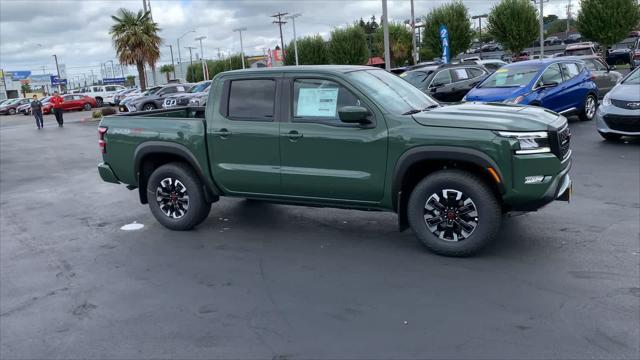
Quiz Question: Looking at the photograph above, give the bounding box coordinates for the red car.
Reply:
[42,94,97,114]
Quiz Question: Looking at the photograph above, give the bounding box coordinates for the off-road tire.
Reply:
[147,162,211,230]
[407,170,501,257]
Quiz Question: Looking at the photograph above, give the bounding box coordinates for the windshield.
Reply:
[400,71,432,88]
[346,69,438,114]
[188,81,211,93]
[622,68,640,84]
[479,65,539,88]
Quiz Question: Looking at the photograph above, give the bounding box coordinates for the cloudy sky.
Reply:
[0,0,574,80]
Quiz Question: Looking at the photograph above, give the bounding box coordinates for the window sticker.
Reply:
[296,88,339,117]
[454,69,469,80]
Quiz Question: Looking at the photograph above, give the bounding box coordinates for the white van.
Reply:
[83,85,126,106]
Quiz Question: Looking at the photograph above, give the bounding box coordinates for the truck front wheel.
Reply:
[407,170,501,257]
[147,162,211,230]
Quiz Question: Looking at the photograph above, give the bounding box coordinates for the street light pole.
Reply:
[410,0,417,65]
[285,13,301,66]
[233,27,247,69]
[382,0,391,70]
[52,54,62,92]
[165,45,176,79]
[532,0,546,56]
[177,30,195,80]
[195,36,208,80]
[185,46,196,81]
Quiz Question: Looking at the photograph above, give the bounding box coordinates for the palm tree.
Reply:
[110,8,161,90]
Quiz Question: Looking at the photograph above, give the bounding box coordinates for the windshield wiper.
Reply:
[402,109,421,115]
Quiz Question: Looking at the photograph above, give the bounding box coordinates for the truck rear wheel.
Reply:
[407,170,501,257]
[147,162,211,230]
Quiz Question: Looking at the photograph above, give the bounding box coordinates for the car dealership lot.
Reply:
[1,113,638,358]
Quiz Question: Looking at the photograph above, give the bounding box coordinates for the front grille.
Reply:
[611,99,640,110]
[550,122,571,160]
[604,115,640,133]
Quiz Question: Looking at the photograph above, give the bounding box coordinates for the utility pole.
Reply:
[285,13,301,65]
[382,0,391,71]
[410,0,417,65]
[271,12,288,52]
[472,14,488,37]
[185,46,196,81]
[566,0,572,35]
[233,27,247,69]
[532,0,547,57]
[216,48,222,61]
[165,45,176,79]
[195,36,208,80]
[52,54,62,92]
[177,30,195,80]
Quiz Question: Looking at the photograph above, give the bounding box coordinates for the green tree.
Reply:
[543,14,559,24]
[373,23,413,67]
[159,64,174,82]
[487,0,538,55]
[125,75,136,87]
[421,1,473,60]
[110,8,161,90]
[328,26,369,65]
[576,0,640,50]
[284,35,330,65]
[21,83,31,97]
[186,54,245,82]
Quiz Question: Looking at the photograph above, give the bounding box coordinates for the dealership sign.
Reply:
[6,70,31,80]
[30,74,53,86]
[50,75,68,86]
[103,77,125,85]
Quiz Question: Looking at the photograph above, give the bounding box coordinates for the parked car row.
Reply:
[163,80,211,109]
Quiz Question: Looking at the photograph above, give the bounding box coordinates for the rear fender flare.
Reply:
[133,141,221,203]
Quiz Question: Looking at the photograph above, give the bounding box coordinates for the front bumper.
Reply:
[507,157,572,211]
[98,162,120,184]
[596,107,640,136]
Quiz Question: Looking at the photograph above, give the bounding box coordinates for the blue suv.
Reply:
[464,58,599,121]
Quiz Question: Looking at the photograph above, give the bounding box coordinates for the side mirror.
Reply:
[338,106,371,124]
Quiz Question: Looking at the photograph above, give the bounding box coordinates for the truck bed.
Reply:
[99,106,210,187]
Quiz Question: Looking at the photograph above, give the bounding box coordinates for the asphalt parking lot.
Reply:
[1,110,638,359]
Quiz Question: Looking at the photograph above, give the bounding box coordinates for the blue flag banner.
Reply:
[439,25,450,64]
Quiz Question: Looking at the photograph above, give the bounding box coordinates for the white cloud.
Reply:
[0,0,574,80]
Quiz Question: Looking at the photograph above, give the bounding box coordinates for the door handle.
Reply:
[211,128,232,138]
[286,130,303,141]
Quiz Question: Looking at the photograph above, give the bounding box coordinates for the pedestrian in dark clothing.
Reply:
[50,91,64,127]
[31,95,44,129]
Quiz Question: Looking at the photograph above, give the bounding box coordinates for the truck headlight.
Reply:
[497,131,551,154]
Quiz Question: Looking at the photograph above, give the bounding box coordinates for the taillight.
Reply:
[98,127,107,154]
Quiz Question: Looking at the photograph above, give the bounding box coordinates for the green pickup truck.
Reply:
[98,65,572,256]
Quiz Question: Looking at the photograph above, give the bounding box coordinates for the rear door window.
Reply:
[227,79,276,120]
[451,68,470,82]
[466,67,486,78]
[105,86,117,92]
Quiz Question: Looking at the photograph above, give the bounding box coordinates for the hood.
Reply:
[412,102,562,132]
[607,84,640,102]
[464,86,528,102]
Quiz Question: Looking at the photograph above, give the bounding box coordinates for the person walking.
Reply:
[30,95,44,129]
[50,91,64,127]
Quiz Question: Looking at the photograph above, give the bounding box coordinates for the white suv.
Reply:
[83,85,126,107]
